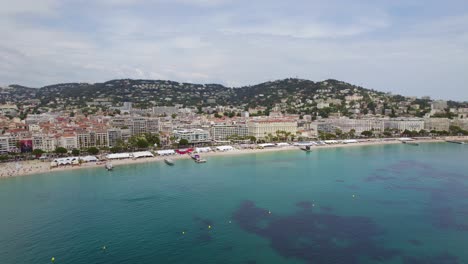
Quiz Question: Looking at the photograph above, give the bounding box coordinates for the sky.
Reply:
[0,0,467,100]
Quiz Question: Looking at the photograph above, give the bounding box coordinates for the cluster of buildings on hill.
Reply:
[1,99,468,154]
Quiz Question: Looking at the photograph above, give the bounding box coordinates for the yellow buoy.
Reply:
[51,257,55,262]
[208,225,212,229]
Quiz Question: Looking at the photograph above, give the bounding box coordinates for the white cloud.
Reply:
[0,0,467,100]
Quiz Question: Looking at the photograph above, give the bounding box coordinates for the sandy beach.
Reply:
[0,138,464,179]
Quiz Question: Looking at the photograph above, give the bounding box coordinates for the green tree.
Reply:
[144,133,160,147]
[87,147,99,155]
[71,149,80,156]
[110,146,122,153]
[136,138,149,149]
[179,138,189,146]
[361,130,373,138]
[55,147,68,155]
[32,149,45,157]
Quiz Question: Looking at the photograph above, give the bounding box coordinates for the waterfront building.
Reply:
[320,118,385,134]
[173,129,210,143]
[424,118,450,132]
[32,134,57,152]
[77,131,109,149]
[58,134,78,150]
[248,119,298,139]
[210,124,249,140]
[0,136,18,153]
[384,118,424,132]
[107,128,123,147]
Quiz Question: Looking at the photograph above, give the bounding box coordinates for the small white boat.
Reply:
[164,158,175,166]
[195,158,207,163]
[105,162,113,171]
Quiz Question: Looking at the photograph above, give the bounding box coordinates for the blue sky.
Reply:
[0,0,467,100]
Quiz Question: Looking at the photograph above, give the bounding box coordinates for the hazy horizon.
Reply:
[1,0,467,100]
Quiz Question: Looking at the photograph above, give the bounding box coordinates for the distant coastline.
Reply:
[1,137,466,179]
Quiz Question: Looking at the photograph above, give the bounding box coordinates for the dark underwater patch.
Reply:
[320,206,333,212]
[296,201,313,209]
[407,239,423,246]
[232,200,399,264]
[402,253,459,264]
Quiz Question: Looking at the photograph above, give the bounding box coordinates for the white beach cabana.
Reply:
[293,142,314,146]
[276,142,290,147]
[132,151,154,159]
[398,137,414,141]
[195,147,212,153]
[156,149,176,156]
[216,145,235,152]
[106,153,131,160]
[342,139,358,144]
[80,155,98,162]
[53,157,79,165]
[258,143,276,148]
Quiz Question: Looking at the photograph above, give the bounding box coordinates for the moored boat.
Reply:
[402,141,419,146]
[105,162,113,171]
[164,158,175,166]
[191,154,207,163]
[300,146,312,152]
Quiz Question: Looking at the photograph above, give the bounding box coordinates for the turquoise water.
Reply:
[1,143,468,264]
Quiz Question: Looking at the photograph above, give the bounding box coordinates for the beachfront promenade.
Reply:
[1,137,466,178]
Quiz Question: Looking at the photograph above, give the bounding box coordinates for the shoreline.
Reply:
[0,138,460,179]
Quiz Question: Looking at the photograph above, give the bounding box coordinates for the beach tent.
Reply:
[53,157,79,165]
[342,139,358,144]
[106,153,131,160]
[195,147,212,153]
[80,156,98,162]
[176,148,194,154]
[258,143,275,148]
[132,151,154,159]
[239,144,256,149]
[156,150,176,156]
[398,137,414,141]
[293,142,314,146]
[216,145,235,152]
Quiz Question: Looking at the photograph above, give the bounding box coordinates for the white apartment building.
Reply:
[424,118,450,132]
[0,136,18,153]
[58,135,78,150]
[153,106,178,116]
[324,118,385,134]
[384,118,424,132]
[77,132,109,149]
[247,119,298,139]
[210,124,249,140]
[32,134,57,152]
[111,117,160,136]
[173,129,210,143]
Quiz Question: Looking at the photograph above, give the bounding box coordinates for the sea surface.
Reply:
[1,143,468,264]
